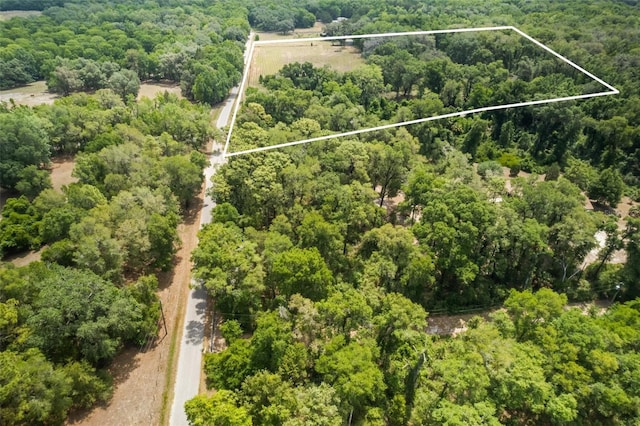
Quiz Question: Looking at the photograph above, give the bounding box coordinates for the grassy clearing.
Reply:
[0,10,41,20]
[248,41,365,87]
[137,82,183,101]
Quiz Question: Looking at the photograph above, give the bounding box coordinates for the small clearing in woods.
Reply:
[137,82,183,101]
[3,157,77,267]
[254,21,326,41]
[0,10,41,20]
[0,81,181,108]
[0,81,57,107]
[50,157,77,191]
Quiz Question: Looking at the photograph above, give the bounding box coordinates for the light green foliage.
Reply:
[476,160,503,179]
[296,211,344,269]
[220,320,243,345]
[283,384,342,426]
[269,247,333,301]
[240,371,296,425]
[318,288,373,339]
[192,222,264,322]
[315,336,386,418]
[589,167,625,207]
[374,293,428,357]
[250,311,294,372]
[185,390,252,426]
[564,157,598,191]
[0,349,72,426]
[504,288,567,341]
[62,360,112,409]
[204,339,253,390]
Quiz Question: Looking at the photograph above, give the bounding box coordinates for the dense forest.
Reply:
[188,0,640,424]
[1,0,640,424]
[1,1,236,423]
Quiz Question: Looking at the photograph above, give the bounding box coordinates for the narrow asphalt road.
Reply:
[169,34,251,426]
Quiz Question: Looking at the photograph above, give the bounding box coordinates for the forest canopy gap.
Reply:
[224,26,618,157]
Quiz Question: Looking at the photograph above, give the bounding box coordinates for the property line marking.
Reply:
[223,26,618,158]
[222,38,256,156]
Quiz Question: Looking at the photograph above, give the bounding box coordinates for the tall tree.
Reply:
[0,109,51,190]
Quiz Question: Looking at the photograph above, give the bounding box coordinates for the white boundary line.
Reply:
[223,26,618,158]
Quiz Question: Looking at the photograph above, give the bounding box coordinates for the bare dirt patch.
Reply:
[0,81,57,107]
[4,250,42,267]
[428,300,612,336]
[50,157,77,191]
[138,82,183,101]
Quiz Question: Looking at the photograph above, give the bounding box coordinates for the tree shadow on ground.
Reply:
[185,319,205,345]
[156,189,203,293]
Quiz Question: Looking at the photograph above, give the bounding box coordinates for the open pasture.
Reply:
[248,41,364,87]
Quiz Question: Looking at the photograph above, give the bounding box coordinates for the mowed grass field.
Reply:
[248,21,366,86]
[248,42,365,87]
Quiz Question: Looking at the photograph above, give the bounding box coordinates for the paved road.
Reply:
[169,35,251,426]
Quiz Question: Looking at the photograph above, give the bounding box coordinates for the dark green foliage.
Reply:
[0,260,158,423]
[15,165,52,199]
[589,167,625,207]
[0,109,50,190]
[0,196,41,256]
[26,266,154,365]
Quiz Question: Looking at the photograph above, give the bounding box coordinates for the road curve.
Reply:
[169,34,251,426]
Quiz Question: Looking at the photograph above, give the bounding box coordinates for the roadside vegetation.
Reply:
[1,0,640,424]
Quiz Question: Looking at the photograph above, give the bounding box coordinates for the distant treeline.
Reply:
[0,0,62,11]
